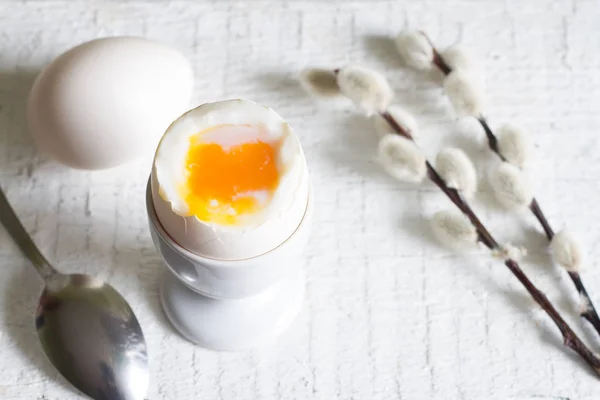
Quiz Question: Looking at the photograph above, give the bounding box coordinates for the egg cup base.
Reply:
[159,267,305,351]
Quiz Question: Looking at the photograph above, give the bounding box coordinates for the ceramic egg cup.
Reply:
[145,180,311,351]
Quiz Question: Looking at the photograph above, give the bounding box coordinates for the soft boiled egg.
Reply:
[150,99,310,260]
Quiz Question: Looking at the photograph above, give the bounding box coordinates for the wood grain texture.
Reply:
[1,0,600,398]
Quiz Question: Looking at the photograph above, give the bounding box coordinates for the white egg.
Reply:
[151,99,310,261]
[27,37,193,170]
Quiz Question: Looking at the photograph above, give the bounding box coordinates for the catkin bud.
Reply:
[488,162,533,209]
[580,293,592,314]
[435,148,477,198]
[431,210,478,251]
[497,124,530,169]
[395,30,434,70]
[443,70,485,117]
[300,68,341,97]
[492,244,527,261]
[440,45,473,71]
[336,65,394,116]
[373,105,418,137]
[550,230,583,272]
[377,134,426,183]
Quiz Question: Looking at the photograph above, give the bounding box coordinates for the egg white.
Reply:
[151,99,309,260]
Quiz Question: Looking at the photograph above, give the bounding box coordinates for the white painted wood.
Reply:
[1,0,599,398]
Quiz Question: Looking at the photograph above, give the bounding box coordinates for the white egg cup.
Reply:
[145,180,311,351]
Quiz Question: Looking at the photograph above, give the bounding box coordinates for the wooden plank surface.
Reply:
[1,1,599,398]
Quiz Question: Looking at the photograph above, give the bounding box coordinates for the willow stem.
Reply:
[482,114,600,340]
[529,199,554,240]
[421,33,600,344]
[477,117,501,156]
[569,272,600,338]
[381,110,600,377]
[421,31,451,75]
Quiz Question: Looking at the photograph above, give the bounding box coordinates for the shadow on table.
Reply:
[0,70,39,101]
[362,34,405,69]
[254,70,310,105]
[111,247,178,337]
[0,70,39,137]
[362,33,445,85]
[0,70,49,178]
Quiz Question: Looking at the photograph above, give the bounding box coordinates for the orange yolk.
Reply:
[182,133,280,224]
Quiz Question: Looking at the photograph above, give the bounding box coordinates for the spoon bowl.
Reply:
[0,187,149,400]
[37,274,148,400]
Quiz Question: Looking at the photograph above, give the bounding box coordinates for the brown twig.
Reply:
[421,31,452,75]
[483,115,600,343]
[421,33,600,343]
[530,198,554,240]
[568,272,600,338]
[477,117,501,157]
[381,110,600,377]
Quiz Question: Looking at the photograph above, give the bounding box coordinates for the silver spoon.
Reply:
[0,187,149,400]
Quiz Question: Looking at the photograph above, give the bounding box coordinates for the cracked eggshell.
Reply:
[151,99,310,261]
[27,37,193,170]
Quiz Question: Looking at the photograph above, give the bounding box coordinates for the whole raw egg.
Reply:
[27,37,194,170]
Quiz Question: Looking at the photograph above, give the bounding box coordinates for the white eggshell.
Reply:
[27,37,194,170]
[151,99,310,261]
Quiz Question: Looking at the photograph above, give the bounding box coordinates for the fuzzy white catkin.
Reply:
[373,105,418,137]
[336,65,394,116]
[440,45,473,71]
[489,162,533,209]
[435,148,477,198]
[377,134,426,183]
[431,210,478,251]
[497,124,530,169]
[492,244,527,261]
[300,68,341,97]
[550,230,583,272]
[580,293,592,314]
[443,70,485,117]
[395,30,434,70]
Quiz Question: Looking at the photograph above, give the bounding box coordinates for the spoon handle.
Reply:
[0,186,57,280]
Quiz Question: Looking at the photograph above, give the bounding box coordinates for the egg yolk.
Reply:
[182,129,280,224]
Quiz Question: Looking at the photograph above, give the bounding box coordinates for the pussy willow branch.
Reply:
[382,110,600,376]
[423,34,600,340]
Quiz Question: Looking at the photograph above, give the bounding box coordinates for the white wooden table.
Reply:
[1,1,600,398]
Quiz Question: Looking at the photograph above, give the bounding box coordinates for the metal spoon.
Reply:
[0,187,149,400]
